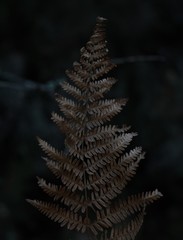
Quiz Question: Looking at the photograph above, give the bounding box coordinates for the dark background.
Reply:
[0,0,183,240]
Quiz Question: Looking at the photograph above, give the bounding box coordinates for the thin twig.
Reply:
[0,71,62,92]
[112,55,166,65]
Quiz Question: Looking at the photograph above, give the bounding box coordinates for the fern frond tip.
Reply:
[97,16,107,22]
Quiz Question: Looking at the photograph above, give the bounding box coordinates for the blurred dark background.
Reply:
[0,0,183,240]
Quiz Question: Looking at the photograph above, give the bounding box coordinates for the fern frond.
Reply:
[37,137,82,176]
[92,190,162,232]
[28,16,162,240]
[26,199,88,232]
[103,211,144,240]
[43,158,84,191]
[37,178,87,212]
[111,190,162,220]
[60,81,84,101]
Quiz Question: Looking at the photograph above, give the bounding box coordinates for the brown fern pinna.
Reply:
[27,17,162,240]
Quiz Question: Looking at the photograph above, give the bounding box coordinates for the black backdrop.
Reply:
[0,1,183,240]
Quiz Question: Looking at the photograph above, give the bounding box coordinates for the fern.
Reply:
[27,17,162,240]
